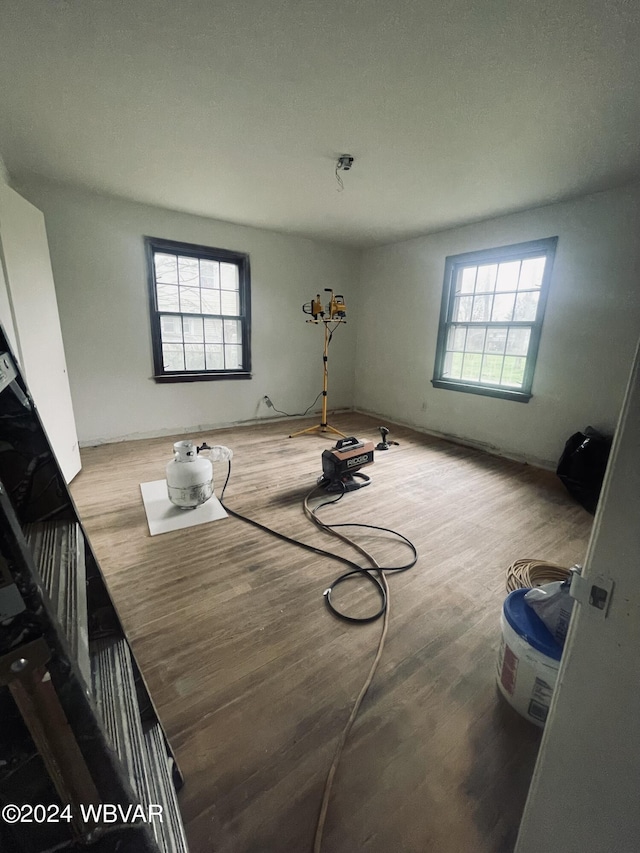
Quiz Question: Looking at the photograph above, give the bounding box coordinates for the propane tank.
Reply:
[166,440,213,509]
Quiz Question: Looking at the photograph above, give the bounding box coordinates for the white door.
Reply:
[0,183,81,482]
[0,242,18,355]
[516,338,640,852]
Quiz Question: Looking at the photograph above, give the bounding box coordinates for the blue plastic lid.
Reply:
[503,588,563,662]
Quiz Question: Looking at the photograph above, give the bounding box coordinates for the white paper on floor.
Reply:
[140,479,228,536]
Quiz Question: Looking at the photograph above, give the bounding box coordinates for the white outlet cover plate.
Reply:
[140,479,228,536]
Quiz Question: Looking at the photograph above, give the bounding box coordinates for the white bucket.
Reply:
[497,603,560,728]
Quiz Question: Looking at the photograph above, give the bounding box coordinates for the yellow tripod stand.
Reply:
[289,290,347,439]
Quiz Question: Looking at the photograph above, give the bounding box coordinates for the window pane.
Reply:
[162,344,184,371]
[465,327,486,353]
[486,327,508,354]
[155,253,178,284]
[447,325,467,351]
[453,296,473,321]
[204,317,223,343]
[519,257,545,290]
[157,284,179,312]
[179,286,201,313]
[471,295,492,322]
[185,344,205,371]
[160,315,182,343]
[491,292,516,322]
[178,256,199,285]
[481,354,504,384]
[501,356,526,387]
[444,351,463,379]
[221,290,240,315]
[514,291,539,321]
[201,289,221,314]
[205,344,224,370]
[182,316,203,343]
[457,267,476,294]
[461,352,482,381]
[495,261,520,292]
[200,259,220,289]
[220,262,239,290]
[224,345,243,369]
[506,327,531,356]
[224,319,241,344]
[475,264,498,293]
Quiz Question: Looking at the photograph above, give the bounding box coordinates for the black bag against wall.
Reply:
[556,426,612,514]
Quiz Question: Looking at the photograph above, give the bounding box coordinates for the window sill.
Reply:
[153,371,252,383]
[431,378,531,403]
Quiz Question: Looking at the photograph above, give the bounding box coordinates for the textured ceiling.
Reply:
[1,0,639,246]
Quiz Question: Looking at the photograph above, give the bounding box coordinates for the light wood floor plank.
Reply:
[71,413,592,853]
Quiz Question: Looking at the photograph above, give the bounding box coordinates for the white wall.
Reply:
[17,177,640,464]
[353,183,640,467]
[18,180,360,445]
[516,336,640,853]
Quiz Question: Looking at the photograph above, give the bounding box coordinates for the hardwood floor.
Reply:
[70,413,593,853]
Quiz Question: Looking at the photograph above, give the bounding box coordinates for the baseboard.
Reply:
[80,408,557,471]
[353,408,557,471]
[78,408,353,448]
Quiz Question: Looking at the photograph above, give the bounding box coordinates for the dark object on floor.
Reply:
[320,436,374,491]
[376,425,399,450]
[557,426,612,514]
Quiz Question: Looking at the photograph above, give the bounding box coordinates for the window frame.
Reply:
[145,236,252,383]
[432,237,557,403]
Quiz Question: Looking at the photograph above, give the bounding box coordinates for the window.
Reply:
[432,237,557,402]
[145,237,251,382]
